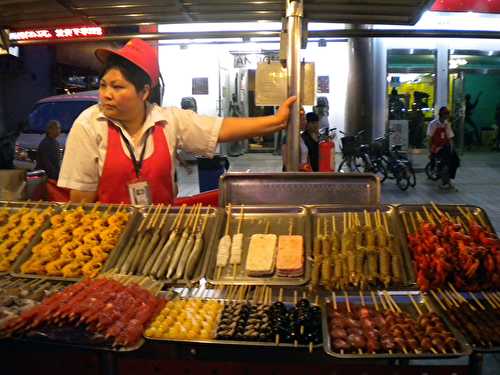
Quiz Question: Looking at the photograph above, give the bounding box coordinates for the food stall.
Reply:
[1,1,499,375]
[1,172,498,375]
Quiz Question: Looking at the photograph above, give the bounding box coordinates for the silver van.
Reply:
[15,90,98,169]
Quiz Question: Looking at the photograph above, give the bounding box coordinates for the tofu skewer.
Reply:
[216,204,232,280]
[230,205,245,278]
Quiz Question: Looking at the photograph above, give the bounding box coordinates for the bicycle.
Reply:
[337,129,366,173]
[370,129,416,191]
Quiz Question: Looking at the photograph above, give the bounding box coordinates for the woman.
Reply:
[301,112,319,172]
[58,39,295,204]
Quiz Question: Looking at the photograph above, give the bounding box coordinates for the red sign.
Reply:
[9,27,103,41]
[432,0,500,13]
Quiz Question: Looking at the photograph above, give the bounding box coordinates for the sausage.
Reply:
[333,338,350,350]
[175,233,196,279]
[149,229,179,277]
[330,327,348,339]
[141,229,170,275]
[137,229,161,274]
[165,230,190,279]
[347,334,366,349]
[184,235,204,280]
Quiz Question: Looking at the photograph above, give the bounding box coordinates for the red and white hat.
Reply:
[95,38,160,87]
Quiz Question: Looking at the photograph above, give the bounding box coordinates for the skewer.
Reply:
[216,204,232,280]
[408,293,422,316]
[401,212,411,235]
[447,283,467,305]
[480,292,497,309]
[331,291,337,310]
[430,290,448,311]
[344,291,351,314]
[232,205,245,278]
[409,212,418,233]
[469,293,485,311]
[370,290,379,312]
[275,288,284,346]
[359,291,365,306]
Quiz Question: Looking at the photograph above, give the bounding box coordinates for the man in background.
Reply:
[464,92,482,146]
[36,120,61,180]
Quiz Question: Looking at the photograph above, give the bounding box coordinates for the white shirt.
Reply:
[58,103,223,192]
[427,118,454,139]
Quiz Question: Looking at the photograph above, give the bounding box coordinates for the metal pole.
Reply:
[285,0,303,172]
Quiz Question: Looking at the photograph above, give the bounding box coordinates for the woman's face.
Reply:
[99,68,148,122]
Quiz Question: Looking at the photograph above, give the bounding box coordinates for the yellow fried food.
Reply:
[81,260,103,278]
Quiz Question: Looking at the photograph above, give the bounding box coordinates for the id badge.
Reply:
[127,179,152,205]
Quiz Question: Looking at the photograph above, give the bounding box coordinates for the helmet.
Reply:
[95,39,160,87]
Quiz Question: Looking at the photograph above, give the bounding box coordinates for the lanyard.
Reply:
[119,127,152,178]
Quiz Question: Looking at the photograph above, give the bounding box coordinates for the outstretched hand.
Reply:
[275,96,297,126]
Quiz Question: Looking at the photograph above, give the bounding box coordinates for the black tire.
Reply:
[425,161,440,181]
[338,157,360,173]
[382,157,395,180]
[372,159,388,183]
[396,176,410,191]
[408,167,417,188]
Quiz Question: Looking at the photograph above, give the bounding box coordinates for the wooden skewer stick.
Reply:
[480,291,498,309]
[344,291,351,314]
[408,293,422,316]
[378,292,388,311]
[447,283,467,304]
[370,290,379,312]
[469,292,485,311]
[401,212,411,235]
[409,212,418,233]
[359,291,365,306]
[430,201,444,217]
[232,205,245,278]
[331,291,337,310]
[422,206,435,225]
[430,290,448,311]
[488,292,500,309]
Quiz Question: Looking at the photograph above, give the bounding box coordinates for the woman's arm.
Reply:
[218,97,296,142]
[70,189,97,203]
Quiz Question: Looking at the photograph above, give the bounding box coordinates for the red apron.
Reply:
[97,121,174,204]
[431,126,449,154]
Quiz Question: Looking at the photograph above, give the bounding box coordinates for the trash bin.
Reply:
[197,156,229,192]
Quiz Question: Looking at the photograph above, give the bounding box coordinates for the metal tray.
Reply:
[12,331,144,352]
[395,204,496,290]
[104,206,222,286]
[309,205,415,290]
[0,201,57,275]
[427,290,500,353]
[10,203,139,282]
[206,205,311,286]
[322,291,472,359]
[144,297,322,349]
[219,172,380,207]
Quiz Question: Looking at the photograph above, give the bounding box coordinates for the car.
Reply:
[15,90,98,169]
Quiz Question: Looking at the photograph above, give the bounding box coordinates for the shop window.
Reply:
[449,50,500,151]
[386,49,436,149]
